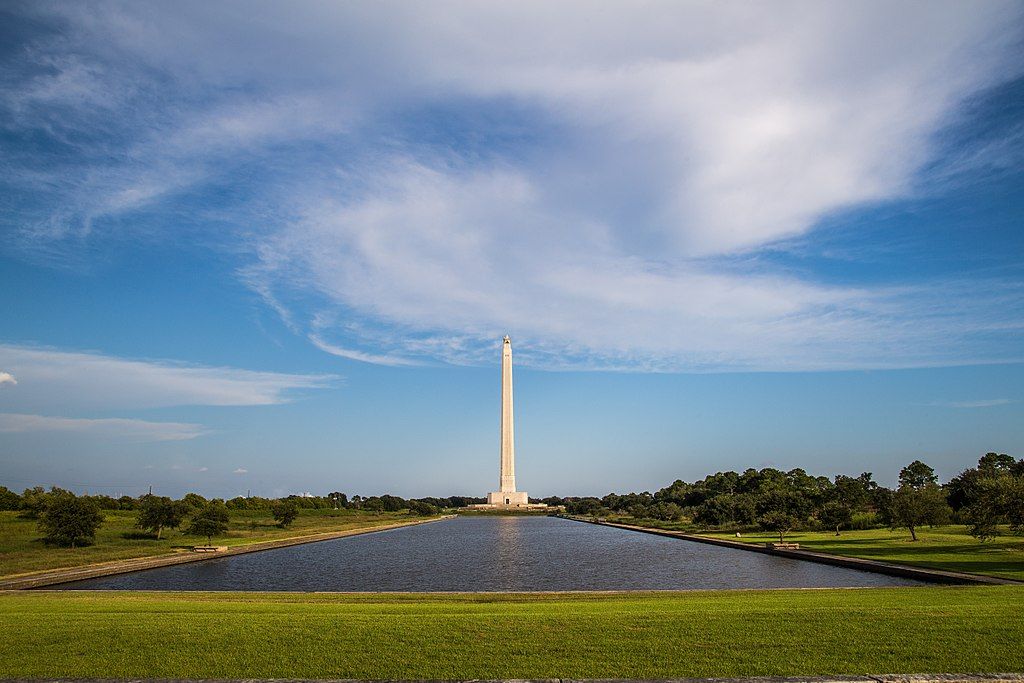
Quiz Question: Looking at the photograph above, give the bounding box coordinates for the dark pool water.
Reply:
[56,515,926,591]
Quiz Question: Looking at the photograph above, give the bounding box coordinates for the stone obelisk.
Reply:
[487,335,529,507]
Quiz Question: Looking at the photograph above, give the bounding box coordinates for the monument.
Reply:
[471,336,546,510]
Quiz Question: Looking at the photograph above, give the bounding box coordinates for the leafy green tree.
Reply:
[19,486,51,519]
[0,486,21,511]
[890,460,950,541]
[185,501,230,544]
[963,477,1003,541]
[271,500,300,527]
[759,510,800,543]
[136,495,187,539]
[38,495,104,547]
[117,495,138,510]
[831,473,875,511]
[819,500,853,536]
[1002,476,1024,534]
[628,503,649,519]
[407,500,438,516]
[181,492,207,513]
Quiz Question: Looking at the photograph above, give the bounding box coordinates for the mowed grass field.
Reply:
[696,526,1024,581]
[2,587,1023,679]
[0,509,425,579]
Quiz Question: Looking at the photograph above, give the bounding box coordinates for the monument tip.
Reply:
[503,335,511,343]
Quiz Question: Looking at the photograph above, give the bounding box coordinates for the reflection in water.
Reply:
[58,516,927,592]
[493,515,524,586]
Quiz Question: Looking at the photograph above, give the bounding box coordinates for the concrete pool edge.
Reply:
[561,516,1020,586]
[0,516,454,591]
[1,675,1022,683]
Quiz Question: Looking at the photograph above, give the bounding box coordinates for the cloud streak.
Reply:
[0,344,335,411]
[932,399,1016,409]
[0,413,206,441]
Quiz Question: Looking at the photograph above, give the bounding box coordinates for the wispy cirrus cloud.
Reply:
[0,413,205,442]
[0,344,335,411]
[2,2,1023,371]
[931,399,1016,409]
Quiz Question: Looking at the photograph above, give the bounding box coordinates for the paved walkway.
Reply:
[2,675,1022,683]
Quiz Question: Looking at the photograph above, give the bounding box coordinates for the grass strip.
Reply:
[1,586,1022,679]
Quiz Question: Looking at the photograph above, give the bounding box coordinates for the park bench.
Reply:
[766,542,800,550]
[191,545,227,553]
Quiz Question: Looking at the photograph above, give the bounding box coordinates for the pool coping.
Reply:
[0,516,454,590]
[561,516,1021,585]
[1,675,1022,682]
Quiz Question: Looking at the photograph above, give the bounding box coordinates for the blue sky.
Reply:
[1,1,1022,498]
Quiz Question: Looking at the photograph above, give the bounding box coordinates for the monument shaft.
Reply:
[482,335,531,508]
[499,335,516,492]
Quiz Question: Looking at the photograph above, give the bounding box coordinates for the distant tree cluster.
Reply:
[553,453,1023,543]
[0,484,460,548]
[946,453,1024,541]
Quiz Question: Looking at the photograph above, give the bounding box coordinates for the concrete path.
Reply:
[2,675,1022,683]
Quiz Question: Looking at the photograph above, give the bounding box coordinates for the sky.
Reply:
[1,1,1023,499]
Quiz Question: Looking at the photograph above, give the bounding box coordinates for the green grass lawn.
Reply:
[1,587,1022,678]
[0,509,427,579]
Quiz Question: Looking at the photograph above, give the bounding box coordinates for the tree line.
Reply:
[553,453,1022,542]
[0,488,451,548]
[3,452,1020,546]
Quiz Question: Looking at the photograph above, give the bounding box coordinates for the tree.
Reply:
[759,510,800,543]
[755,484,811,542]
[185,502,230,544]
[890,460,950,541]
[407,500,438,516]
[181,492,208,513]
[819,501,853,536]
[271,500,300,527]
[19,486,50,519]
[0,486,21,511]
[962,478,1003,542]
[628,503,649,519]
[38,495,103,547]
[899,460,938,489]
[136,495,187,539]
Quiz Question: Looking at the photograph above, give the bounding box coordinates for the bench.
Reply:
[766,542,800,550]
[191,545,227,553]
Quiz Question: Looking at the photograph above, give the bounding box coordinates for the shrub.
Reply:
[38,495,104,547]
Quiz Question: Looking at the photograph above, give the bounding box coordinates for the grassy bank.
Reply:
[614,520,1024,582]
[2,587,1023,678]
[0,509,426,579]
[698,526,1024,582]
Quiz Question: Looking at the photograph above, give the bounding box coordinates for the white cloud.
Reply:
[198,466,209,472]
[232,468,248,475]
[3,2,1023,370]
[0,413,205,441]
[308,334,419,367]
[0,344,335,411]
[250,160,1024,370]
[0,372,16,386]
[933,399,1015,409]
